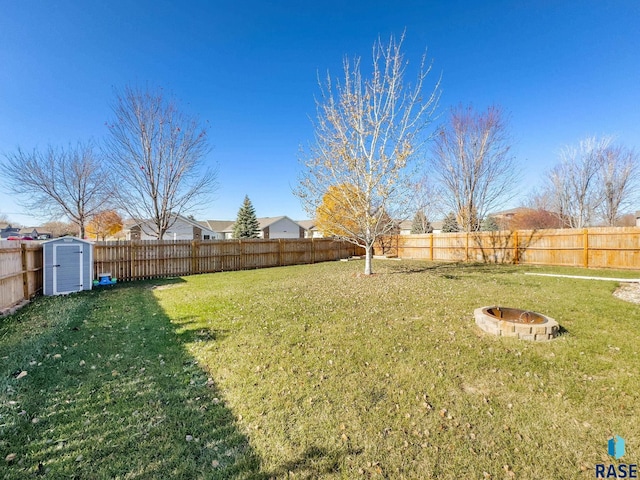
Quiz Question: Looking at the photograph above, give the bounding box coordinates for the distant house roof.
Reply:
[490,207,531,218]
[203,220,234,233]
[209,216,305,234]
[398,220,413,231]
[125,213,218,237]
[0,224,21,239]
[257,216,291,230]
[296,220,316,231]
[17,227,53,238]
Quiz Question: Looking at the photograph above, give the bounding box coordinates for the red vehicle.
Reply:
[6,236,33,241]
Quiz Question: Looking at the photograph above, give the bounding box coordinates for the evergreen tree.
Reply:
[410,210,433,234]
[441,212,460,233]
[233,195,260,238]
[481,215,499,231]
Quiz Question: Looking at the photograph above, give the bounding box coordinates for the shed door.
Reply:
[53,243,84,294]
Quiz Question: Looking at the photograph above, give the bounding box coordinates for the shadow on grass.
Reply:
[0,279,265,479]
[172,319,231,344]
[262,445,363,478]
[382,260,515,277]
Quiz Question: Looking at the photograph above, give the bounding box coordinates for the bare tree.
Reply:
[596,141,638,226]
[544,136,634,228]
[296,34,440,275]
[548,137,602,228]
[1,142,108,237]
[104,86,217,239]
[412,174,441,226]
[430,104,520,232]
[40,220,78,237]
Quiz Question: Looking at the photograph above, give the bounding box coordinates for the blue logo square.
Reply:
[608,435,625,460]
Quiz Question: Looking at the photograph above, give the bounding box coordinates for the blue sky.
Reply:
[1,0,639,226]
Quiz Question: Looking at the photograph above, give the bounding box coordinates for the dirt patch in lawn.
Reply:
[614,282,640,304]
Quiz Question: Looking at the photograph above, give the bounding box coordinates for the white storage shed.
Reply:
[43,237,93,295]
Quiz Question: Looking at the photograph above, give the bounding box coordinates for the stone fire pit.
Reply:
[474,306,559,341]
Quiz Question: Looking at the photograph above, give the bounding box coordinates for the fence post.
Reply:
[513,230,519,265]
[191,240,199,275]
[430,233,434,261]
[311,237,315,264]
[129,241,135,281]
[583,228,589,268]
[239,239,244,270]
[159,241,165,278]
[465,233,469,261]
[21,243,29,300]
[278,239,284,266]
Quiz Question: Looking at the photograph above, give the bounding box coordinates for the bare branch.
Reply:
[544,136,638,227]
[430,105,520,232]
[1,141,109,237]
[103,86,217,239]
[295,34,440,274]
[596,141,639,226]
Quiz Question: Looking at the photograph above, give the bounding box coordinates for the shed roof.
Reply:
[42,236,93,245]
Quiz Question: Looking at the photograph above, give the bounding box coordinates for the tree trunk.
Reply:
[364,245,373,275]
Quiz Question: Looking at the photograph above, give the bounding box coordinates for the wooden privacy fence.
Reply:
[0,238,361,312]
[383,227,640,269]
[0,242,43,314]
[93,238,362,281]
[3,229,639,313]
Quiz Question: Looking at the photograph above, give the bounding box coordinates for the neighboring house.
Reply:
[200,220,233,239]
[0,224,52,240]
[297,220,323,238]
[400,219,445,235]
[0,224,21,239]
[398,220,413,235]
[209,216,307,240]
[636,211,640,227]
[19,227,53,240]
[121,219,138,239]
[126,214,219,240]
[258,216,306,239]
[298,219,441,237]
[489,207,530,230]
[125,215,308,241]
[221,223,235,239]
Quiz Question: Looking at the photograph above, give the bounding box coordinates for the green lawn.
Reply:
[2,260,639,479]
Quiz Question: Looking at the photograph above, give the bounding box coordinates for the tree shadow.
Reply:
[382,260,464,275]
[382,260,513,277]
[170,315,231,344]
[264,445,363,479]
[470,229,541,265]
[0,280,265,479]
